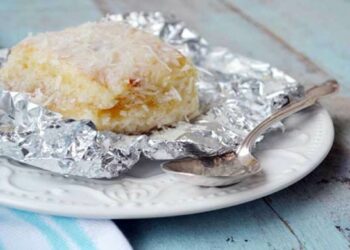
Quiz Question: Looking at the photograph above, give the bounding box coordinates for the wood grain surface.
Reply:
[1,0,350,249]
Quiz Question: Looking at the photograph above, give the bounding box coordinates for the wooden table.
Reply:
[1,1,350,249]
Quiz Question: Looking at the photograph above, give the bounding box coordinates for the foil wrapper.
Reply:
[0,12,303,178]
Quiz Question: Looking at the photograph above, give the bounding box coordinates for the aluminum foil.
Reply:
[0,12,303,178]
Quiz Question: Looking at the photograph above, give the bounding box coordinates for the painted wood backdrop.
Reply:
[1,0,349,249]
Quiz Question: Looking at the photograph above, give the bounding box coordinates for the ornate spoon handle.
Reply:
[237,80,339,158]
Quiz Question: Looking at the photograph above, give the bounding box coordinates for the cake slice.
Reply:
[0,21,199,134]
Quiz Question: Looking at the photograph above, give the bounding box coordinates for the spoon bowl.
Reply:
[162,152,261,186]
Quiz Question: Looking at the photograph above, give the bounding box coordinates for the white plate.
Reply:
[0,105,333,219]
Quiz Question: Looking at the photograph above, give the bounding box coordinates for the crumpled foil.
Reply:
[0,12,303,178]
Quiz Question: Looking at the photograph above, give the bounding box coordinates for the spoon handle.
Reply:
[238,80,339,155]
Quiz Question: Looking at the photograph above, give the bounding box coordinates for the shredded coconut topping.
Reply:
[20,22,184,93]
[0,21,199,134]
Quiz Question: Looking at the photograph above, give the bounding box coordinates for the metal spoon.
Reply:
[161,80,339,187]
